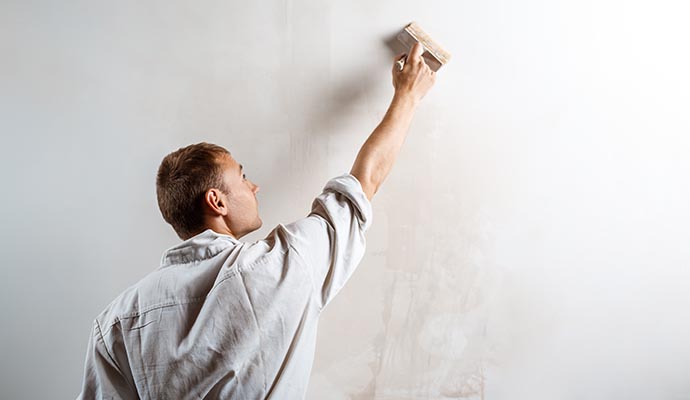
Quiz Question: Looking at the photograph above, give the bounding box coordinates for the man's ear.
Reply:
[204,188,228,216]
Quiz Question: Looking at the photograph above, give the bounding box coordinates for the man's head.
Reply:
[156,142,261,240]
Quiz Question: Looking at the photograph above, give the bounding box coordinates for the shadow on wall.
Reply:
[247,62,384,239]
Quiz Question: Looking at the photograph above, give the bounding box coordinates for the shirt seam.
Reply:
[100,297,206,336]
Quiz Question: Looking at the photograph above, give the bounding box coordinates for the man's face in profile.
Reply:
[217,153,262,238]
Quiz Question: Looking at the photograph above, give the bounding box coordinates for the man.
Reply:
[78,42,435,399]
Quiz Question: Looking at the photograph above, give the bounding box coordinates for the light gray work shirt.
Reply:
[77,174,372,399]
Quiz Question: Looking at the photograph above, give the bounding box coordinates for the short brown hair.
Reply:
[156,142,230,240]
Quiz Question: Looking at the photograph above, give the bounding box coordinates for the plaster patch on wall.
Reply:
[308,344,380,400]
[418,313,469,359]
[350,200,501,398]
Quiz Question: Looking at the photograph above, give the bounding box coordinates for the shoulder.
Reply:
[237,224,296,268]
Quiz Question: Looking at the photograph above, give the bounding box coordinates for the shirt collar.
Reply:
[159,228,240,268]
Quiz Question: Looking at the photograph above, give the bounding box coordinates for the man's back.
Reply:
[78,174,372,399]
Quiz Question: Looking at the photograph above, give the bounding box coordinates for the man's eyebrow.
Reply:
[239,164,243,175]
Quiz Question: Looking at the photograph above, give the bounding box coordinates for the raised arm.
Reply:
[350,42,437,200]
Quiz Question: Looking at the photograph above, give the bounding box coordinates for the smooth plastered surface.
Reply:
[1,1,689,399]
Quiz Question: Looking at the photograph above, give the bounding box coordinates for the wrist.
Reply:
[391,91,419,110]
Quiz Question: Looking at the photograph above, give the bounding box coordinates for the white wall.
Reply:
[2,1,689,398]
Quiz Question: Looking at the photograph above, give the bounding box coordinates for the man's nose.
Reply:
[252,183,260,194]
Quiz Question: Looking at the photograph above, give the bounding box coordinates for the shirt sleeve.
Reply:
[282,173,373,310]
[77,320,137,400]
